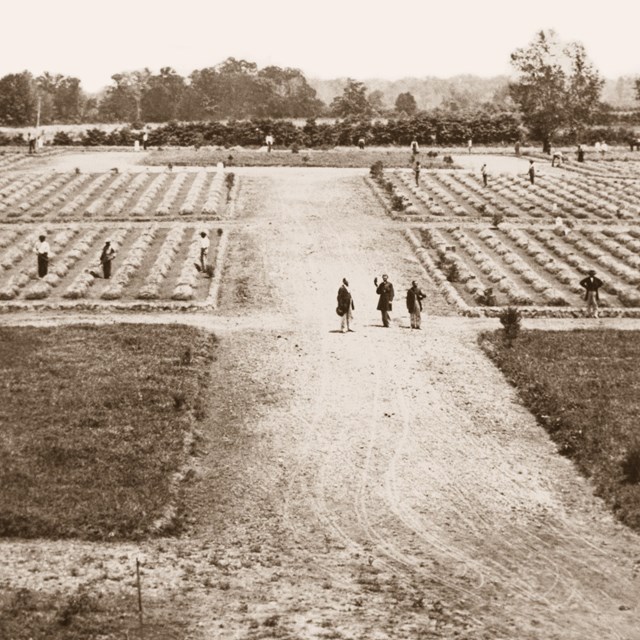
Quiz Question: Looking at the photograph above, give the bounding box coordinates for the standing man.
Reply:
[34,234,50,278]
[142,129,149,150]
[601,141,608,157]
[528,160,536,185]
[358,137,365,150]
[265,133,274,152]
[410,138,419,156]
[413,161,421,186]
[198,231,209,272]
[100,240,116,279]
[481,163,488,187]
[337,278,355,333]
[580,270,604,318]
[467,138,473,154]
[374,274,394,328]
[514,140,521,156]
[406,280,426,329]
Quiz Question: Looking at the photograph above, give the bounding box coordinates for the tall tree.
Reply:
[36,73,84,123]
[0,71,37,126]
[330,79,375,118]
[395,91,417,115]
[140,67,185,122]
[99,69,151,122]
[510,30,603,152]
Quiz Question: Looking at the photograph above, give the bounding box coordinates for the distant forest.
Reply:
[0,57,638,127]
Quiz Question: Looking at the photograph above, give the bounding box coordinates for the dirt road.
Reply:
[1,168,639,639]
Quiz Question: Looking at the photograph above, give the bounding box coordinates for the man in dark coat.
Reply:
[100,240,116,279]
[337,278,355,333]
[406,280,426,329]
[579,269,604,318]
[375,274,394,327]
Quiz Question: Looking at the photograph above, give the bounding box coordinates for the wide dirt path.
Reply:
[1,168,639,639]
[189,168,640,639]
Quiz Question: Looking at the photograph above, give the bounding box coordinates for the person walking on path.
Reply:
[337,278,355,333]
[406,280,426,329]
[374,274,394,327]
[481,163,488,187]
[34,234,50,278]
[99,240,116,279]
[413,161,421,186]
[580,270,604,318]
[528,160,536,185]
[199,231,210,272]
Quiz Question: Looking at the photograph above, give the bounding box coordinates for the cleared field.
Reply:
[0,169,230,222]
[0,324,216,540]
[0,223,225,304]
[480,329,640,531]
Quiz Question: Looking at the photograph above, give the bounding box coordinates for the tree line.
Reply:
[1,34,639,150]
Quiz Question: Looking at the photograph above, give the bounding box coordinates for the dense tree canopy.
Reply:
[509,30,604,151]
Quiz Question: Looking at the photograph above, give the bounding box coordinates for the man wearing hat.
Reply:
[406,280,426,329]
[374,274,394,328]
[34,234,50,278]
[100,240,116,279]
[336,278,355,333]
[579,269,604,318]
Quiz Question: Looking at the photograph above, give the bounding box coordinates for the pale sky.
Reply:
[2,0,639,92]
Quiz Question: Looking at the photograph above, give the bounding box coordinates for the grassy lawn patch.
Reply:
[0,588,186,640]
[0,324,216,540]
[144,147,458,169]
[479,329,640,530]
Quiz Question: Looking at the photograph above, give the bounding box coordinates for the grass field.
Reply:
[144,146,459,168]
[0,324,216,540]
[480,329,640,530]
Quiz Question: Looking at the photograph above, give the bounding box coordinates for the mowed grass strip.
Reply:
[0,324,216,540]
[145,147,457,168]
[480,329,640,530]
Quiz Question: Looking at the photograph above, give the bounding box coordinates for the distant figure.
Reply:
[336,278,355,333]
[100,240,116,279]
[481,163,488,187]
[265,133,274,152]
[594,141,601,156]
[580,270,604,318]
[410,139,419,156]
[514,141,521,156]
[467,138,473,154]
[528,160,536,185]
[577,144,585,162]
[551,150,564,167]
[27,132,36,154]
[600,141,608,157]
[142,129,149,150]
[358,137,366,150]
[374,274,394,328]
[34,234,50,278]
[413,161,421,186]
[406,280,426,329]
[199,231,209,272]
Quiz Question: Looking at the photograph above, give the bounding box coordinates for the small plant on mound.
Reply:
[427,150,438,158]
[478,287,497,306]
[391,194,406,212]
[445,260,461,282]
[291,143,300,154]
[492,212,504,227]
[370,160,384,180]
[225,172,235,202]
[443,155,454,164]
[499,306,522,345]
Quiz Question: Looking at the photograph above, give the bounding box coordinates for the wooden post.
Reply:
[136,558,144,638]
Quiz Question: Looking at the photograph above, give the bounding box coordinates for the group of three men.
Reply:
[336,275,426,333]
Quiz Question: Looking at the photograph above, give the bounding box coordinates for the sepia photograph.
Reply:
[1,0,640,638]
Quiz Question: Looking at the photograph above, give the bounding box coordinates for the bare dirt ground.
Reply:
[2,166,640,639]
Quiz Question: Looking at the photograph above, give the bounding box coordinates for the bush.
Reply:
[499,306,521,344]
[370,160,384,179]
[391,194,406,211]
[492,212,504,227]
[445,261,460,282]
[443,155,454,164]
[52,131,75,146]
